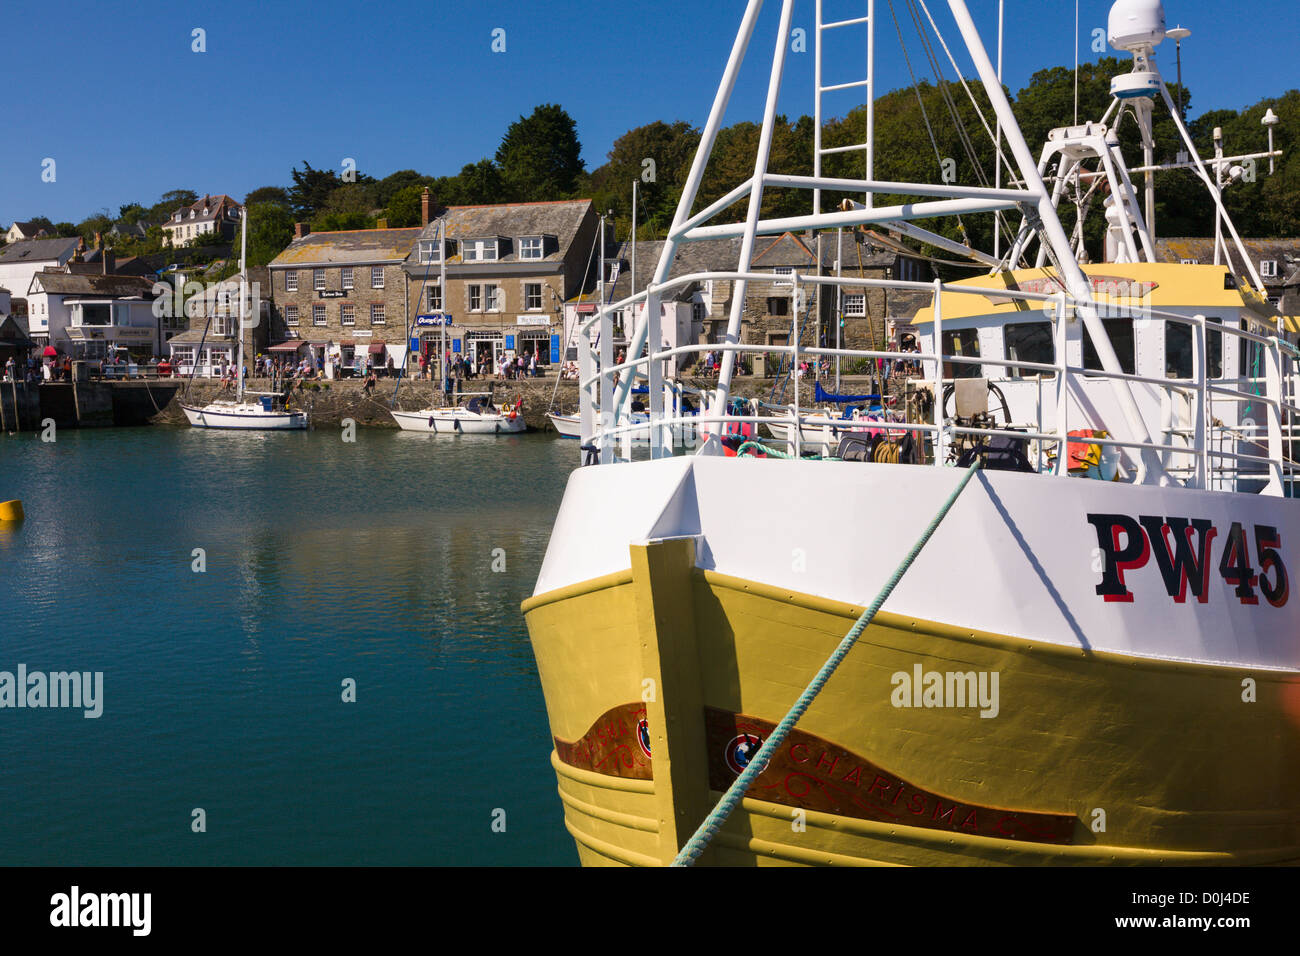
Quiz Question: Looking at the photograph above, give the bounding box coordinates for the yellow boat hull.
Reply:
[523,539,1300,866]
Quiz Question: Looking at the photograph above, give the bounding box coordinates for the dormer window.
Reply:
[418,239,450,265]
[189,210,196,219]
[1261,260,1278,278]
[519,237,544,260]
[463,238,500,262]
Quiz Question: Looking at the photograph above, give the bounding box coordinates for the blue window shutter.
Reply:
[505,335,515,350]
[550,334,560,363]
[452,337,462,353]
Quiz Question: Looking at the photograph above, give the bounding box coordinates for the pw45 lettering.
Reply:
[1086,513,1289,607]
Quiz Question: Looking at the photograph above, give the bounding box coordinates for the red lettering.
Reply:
[960,808,979,830]
[790,743,810,764]
[815,751,840,777]
[908,792,927,815]
[931,800,958,826]
[867,774,891,798]
[841,765,863,788]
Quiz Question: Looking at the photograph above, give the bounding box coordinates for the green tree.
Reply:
[244,202,296,266]
[587,120,701,238]
[496,104,585,202]
[288,162,344,219]
[385,183,427,227]
[244,186,291,208]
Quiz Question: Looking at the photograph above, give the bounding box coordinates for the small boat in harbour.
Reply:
[181,210,308,431]
[391,392,525,434]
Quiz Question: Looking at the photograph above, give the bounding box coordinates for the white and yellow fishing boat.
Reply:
[523,0,1300,866]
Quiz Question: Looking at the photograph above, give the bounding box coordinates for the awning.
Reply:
[576,304,597,314]
[43,346,58,357]
[368,343,386,354]
[268,340,306,352]
[341,340,355,347]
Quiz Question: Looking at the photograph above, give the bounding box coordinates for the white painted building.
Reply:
[26,271,160,358]
[0,237,82,340]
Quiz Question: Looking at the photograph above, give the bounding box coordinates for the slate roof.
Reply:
[8,221,46,238]
[30,271,155,297]
[0,237,81,264]
[411,199,595,267]
[269,227,422,267]
[1156,237,1300,287]
[165,194,242,227]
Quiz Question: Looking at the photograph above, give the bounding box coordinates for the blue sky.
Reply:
[1,0,1293,223]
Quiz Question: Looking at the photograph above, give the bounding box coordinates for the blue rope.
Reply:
[671,458,984,867]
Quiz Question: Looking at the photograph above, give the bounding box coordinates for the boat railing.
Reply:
[579,270,1297,496]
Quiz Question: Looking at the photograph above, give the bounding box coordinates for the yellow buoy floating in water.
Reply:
[0,500,24,523]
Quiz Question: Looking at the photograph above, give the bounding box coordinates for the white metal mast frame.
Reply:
[597,0,1160,476]
[236,208,247,404]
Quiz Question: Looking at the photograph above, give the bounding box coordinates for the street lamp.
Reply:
[1166,26,1191,119]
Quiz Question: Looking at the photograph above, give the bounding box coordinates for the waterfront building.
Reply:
[26,270,161,359]
[267,224,420,374]
[168,267,271,376]
[160,194,242,248]
[405,192,599,375]
[0,237,84,345]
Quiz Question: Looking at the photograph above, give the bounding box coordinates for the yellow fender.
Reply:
[0,499,24,523]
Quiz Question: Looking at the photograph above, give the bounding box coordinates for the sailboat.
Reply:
[522,0,1300,867]
[181,209,307,430]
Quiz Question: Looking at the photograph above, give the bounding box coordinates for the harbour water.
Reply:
[0,427,579,865]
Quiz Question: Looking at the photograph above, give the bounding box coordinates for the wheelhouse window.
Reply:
[1004,322,1054,378]
[1240,318,1266,378]
[1165,316,1223,379]
[941,328,981,379]
[1082,319,1136,376]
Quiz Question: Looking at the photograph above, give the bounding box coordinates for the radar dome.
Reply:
[1108,0,1166,52]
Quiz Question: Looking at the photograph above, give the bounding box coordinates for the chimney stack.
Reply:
[421,187,431,227]
[295,222,310,239]
[103,250,115,276]
[376,218,388,230]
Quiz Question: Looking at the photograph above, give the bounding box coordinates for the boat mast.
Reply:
[237,208,247,404]
[440,215,447,404]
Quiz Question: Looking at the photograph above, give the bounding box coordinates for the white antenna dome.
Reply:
[1108,0,1166,52]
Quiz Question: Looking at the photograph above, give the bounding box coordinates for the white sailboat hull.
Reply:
[181,402,307,430]
[391,408,527,434]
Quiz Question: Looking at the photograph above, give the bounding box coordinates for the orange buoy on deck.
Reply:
[0,500,24,523]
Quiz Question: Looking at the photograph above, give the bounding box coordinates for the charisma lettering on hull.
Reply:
[1087,513,1289,607]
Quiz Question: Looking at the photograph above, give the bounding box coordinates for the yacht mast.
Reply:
[237,208,247,404]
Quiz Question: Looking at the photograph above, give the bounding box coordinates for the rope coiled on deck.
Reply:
[671,458,984,867]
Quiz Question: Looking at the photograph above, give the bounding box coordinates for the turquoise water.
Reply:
[0,426,580,865]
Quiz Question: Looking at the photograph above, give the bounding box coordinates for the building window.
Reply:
[285,271,298,292]
[371,266,384,289]
[469,285,482,312]
[418,240,442,264]
[773,266,794,285]
[463,238,499,261]
[285,306,299,326]
[370,304,386,325]
[843,293,866,317]
[485,284,502,312]
[1004,322,1055,379]
[767,297,789,316]
[341,267,353,290]
[1260,260,1278,278]
[692,301,706,323]
[313,304,326,326]
[524,283,543,311]
[519,237,544,260]
[314,268,325,291]
[341,305,355,326]
[897,258,925,282]
[427,285,442,311]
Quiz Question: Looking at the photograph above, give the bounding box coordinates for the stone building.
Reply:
[267,225,421,374]
[405,192,600,375]
[167,266,271,376]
